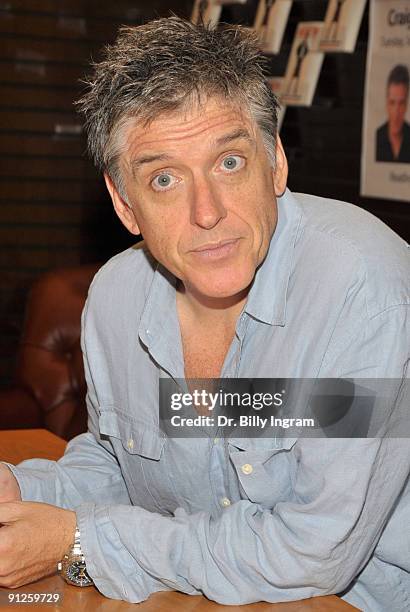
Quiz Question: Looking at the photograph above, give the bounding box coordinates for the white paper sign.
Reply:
[319,0,367,52]
[361,0,410,202]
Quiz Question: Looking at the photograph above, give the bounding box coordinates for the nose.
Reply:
[190,175,227,229]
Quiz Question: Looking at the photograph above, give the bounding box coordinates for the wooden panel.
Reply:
[0,109,80,132]
[0,225,87,247]
[0,13,123,41]
[0,202,90,224]
[0,133,85,156]
[0,247,82,270]
[0,84,80,112]
[1,36,97,63]
[3,0,147,21]
[0,180,104,202]
[0,60,85,86]
[0,157,94,180]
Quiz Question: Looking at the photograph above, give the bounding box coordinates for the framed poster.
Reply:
[361,0,410,202]
[281,22,324,107]
[319,0,367,52]
[253,0,293,54]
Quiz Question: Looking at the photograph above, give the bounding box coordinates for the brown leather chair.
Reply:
[0,264,100,440]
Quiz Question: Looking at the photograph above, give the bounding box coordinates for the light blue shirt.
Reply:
[8,190,410,611]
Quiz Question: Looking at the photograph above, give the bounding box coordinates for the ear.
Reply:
[104,173,141,236]
[272,135,288,197]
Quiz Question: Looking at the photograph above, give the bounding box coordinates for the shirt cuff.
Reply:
[75,502,158,603]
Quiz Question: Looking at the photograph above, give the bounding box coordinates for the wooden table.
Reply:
[0,430,358,611]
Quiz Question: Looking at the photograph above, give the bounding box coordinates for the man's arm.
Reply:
[3,307,131,509]
[72,305,410,604]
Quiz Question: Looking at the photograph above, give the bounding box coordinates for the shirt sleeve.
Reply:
[73,305,410,605]
[5,310,131,510]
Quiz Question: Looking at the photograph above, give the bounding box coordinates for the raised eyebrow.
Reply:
[214,128,256,148]
[130,153,171,175]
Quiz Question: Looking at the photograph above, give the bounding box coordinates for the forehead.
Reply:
[122,97,257,157]
[387,83,409,99]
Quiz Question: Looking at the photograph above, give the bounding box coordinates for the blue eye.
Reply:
[221,155,244,172]
[152,173,174,191]
[223,156,238,170]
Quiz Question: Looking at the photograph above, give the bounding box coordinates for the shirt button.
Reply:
[221,497,231,507]
[213,438,219,444]
[241,463,253,475]
[127,438,134,450]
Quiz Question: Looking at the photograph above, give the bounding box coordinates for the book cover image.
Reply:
[319,0,367,53]
[281,22,324,107]
[253,0,293,54]
[191,0,222,27]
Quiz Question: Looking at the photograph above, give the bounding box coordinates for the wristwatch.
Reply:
[58,526,94,587]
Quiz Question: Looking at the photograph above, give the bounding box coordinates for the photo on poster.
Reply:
[319,0,367,52]
[361,0,410,202]
[281,22,324,107]
[253,0,293,54]
[267,77,286,130]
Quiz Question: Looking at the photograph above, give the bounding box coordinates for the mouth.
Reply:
[190,238,240,260]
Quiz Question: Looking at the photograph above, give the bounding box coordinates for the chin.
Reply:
[194,269,255,301]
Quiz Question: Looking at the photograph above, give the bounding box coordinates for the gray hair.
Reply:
[76,16,280,197]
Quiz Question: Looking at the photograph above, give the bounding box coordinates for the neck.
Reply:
[176,281,249,327]
[388,126,402,142]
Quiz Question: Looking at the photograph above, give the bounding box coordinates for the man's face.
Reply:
[386,83,408,137]
[106,97,288,303]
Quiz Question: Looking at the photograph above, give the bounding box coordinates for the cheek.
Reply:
[138,211,182,262]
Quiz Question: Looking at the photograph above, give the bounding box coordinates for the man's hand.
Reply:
[0,464,21,502]
[0,501,76,588]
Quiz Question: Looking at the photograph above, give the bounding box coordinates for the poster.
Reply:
[267,77,286,130]
[253,0,293,54]
[361,0,410,202]
[319,0,367,52]
[281,22,324,107]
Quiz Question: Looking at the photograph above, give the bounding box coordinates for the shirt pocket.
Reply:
[227,436,297,509]
[98,407,177,515]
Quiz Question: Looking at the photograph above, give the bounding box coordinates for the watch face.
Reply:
[66,560,93,586]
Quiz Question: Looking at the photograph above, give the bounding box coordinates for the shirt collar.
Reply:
[243,189,303,326]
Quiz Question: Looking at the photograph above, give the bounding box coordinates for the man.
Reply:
[376,64,410,163]
[0,16,409,612]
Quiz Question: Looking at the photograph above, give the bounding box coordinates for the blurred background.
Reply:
[0,0,408,436]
